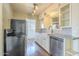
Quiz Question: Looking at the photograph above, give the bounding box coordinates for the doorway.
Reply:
[26,19,36,55]
[26,19,36,41]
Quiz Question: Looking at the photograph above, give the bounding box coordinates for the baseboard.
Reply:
[35,41,51,56]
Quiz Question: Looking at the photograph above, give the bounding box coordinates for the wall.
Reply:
[12,12,35,20]
[13,12,28,20]
[0,3,3,56]
[35,16,41,32]
[71,4,79,37]
[1,3,13,56]
[13,12,40,32]
[35,15,52,32]
[71,3,79,52]
[3,3,13,29]
[43,16,52,29]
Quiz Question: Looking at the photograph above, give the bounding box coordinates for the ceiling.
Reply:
[10,3,59,16]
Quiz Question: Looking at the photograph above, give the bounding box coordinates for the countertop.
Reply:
[48,33,73,40]
[37,32,73,39]
[36,32,79,55]
[48,33,79,56]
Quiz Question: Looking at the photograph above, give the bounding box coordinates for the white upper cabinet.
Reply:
[60,4,71,28]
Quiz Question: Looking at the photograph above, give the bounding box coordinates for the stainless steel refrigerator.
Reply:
[4,19,26,56]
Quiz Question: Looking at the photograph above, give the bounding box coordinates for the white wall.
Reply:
[12,12,28,20]
[71,4,79,37]
[26,19,36,39]
[3,3,13,29]
[0,3,3,56]
[0,3,13,56]
[12,12,34,20]
[71,3,79,53]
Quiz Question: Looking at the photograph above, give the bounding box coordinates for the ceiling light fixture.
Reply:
[33,10,36,14]
[32,3,38,16]
[34,3,38,10]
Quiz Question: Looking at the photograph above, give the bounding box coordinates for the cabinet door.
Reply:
[60,4,71,28]
[73,39,79,52]
[58,41,64,56]
[50,39,58,56]
[65,39,72,50]
[45,36,50,53]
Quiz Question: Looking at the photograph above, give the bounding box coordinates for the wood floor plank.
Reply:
[26,39,49,56]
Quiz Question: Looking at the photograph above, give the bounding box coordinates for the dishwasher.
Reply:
[50,36,64,56]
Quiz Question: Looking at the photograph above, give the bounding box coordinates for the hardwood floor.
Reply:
[25,39,49,56]
[5,38,49,56]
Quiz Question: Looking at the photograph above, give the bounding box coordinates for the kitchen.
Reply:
[35,3,79,56]
[1,3,79,56]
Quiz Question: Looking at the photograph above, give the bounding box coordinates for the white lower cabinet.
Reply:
[36,33,65,56]
[36,33,50,53]
[45,38,50,53]
[50,36,64,56]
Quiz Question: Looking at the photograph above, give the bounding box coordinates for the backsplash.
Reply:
[61,27,72,35]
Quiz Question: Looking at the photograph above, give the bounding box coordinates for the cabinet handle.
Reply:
[73,37,79,40]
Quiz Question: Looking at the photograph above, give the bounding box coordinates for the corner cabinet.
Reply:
[60,4,71,28]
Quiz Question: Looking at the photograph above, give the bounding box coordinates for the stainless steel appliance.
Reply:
[50,36,64,56]
[4,29,17,56]
[4,19,26,56]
